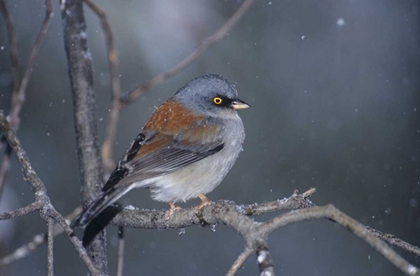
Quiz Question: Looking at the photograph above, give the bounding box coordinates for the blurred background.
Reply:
[0,0,419,275]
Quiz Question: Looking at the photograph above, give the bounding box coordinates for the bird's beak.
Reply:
[231,99,250,110]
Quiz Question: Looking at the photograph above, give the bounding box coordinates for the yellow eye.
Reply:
[213,97,223,105]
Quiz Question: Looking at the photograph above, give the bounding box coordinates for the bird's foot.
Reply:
[165,201,182,221]
[195,194,212,212]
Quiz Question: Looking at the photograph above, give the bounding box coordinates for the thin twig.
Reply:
[0,113,47,197]
[117,226,125,276]
[226,247,252,276]
[0,0,53,197]
[121,0,255,106]
[242,188,316,216]
[9,0,53,128]
[0,0,19,197]
[366,226,420,257]
[0,146,12,197]
[48,208,101,276]
[84,0,122,174]
[47,217,54,276]
[0,0,20,89]
[0,206,82,265]
[0,113,99,275]
[0,201,43,220]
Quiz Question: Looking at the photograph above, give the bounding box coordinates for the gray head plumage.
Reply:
[172,74,240,117]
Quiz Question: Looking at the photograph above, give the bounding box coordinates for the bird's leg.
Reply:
[165,201,182,220]
[195,193,212,210]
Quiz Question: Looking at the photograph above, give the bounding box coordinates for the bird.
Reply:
[72,74,249,228]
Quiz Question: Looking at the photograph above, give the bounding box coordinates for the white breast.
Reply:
[148,116,245,203]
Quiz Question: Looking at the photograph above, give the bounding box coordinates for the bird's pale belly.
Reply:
[148,147,238,203]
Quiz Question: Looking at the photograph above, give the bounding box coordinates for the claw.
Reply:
[195,194,211,211]
[165,201,182,220]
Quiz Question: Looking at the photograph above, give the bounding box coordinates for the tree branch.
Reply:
[9,0,53,128]
[226,247,252,276]
[60,0,107,273]
[0,113,99,275]
[2,182,419,275]
[259,205,420,276]
[84,0,122,174]
[366,226,420,257]
[109,194,420,276]
[0,201,43,220]
[256,243,274,276]
[47,217,54,276]
[0,0,20,88]
[84,0,255,175]
[0,0,53,197]
[116,226,124,276]
[0,206,82,266]
[120,0,255,107]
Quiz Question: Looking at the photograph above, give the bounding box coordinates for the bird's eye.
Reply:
[213,97,223,105]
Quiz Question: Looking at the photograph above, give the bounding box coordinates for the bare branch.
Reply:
[120,0,255,106]
[47,217,54,276]
[226,247,252,276]
[109,194,420,275]
[0,113,99,275]
[47,208,101,276]
[366,226,420,257]
[0,0,20,89]
[242,188,316,216]
[0,201,43,220]
[0,233,47,266]
[0,150,12,197]
[84,0,122,173]
[259,205,420,276]
[0,0,53,196]
[117,226,124,276]
[60,0,107,273]
[0,206,82,265]
[2,181,419,276]
[0,113,47,197]
[9,0,53,128]
[85,0,255,174]
[256,243,274,276]
[0,0,20,196]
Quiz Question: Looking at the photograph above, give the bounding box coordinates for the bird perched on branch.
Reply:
[72,74,249,227]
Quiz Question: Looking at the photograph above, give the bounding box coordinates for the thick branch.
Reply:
[2,183,419,275]
[60,0,107,273]
[110,195,420,276]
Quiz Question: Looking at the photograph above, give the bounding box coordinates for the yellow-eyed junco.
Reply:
[72,74,249,227]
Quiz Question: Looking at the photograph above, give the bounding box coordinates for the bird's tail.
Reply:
[71,186,133,228]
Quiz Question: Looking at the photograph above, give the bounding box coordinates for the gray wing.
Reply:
[102,131,224,192]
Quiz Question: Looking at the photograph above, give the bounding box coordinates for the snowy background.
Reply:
[0,0,419,275]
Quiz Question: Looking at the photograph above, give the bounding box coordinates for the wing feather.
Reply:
[102,100,225,192]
